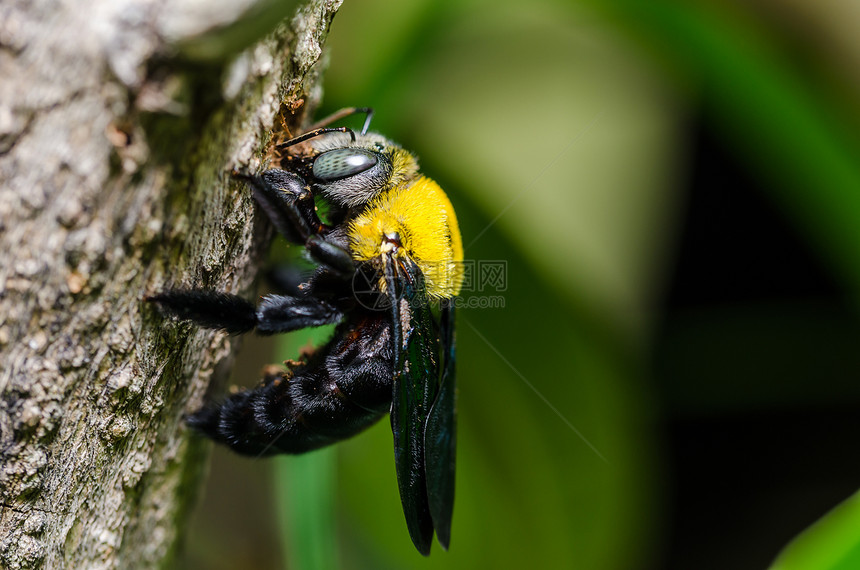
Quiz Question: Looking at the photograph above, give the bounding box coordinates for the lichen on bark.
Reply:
[0,1,342,568]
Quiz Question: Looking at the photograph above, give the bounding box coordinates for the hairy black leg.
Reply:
[306,234,355,278]
[238,169,322,244]
[147,290,343,335]
[239,169,356,278]
[255,294,343,334]
[146,290,257,334]
[187,313,394,455]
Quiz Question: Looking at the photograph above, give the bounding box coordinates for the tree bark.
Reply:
[0,0,341,567]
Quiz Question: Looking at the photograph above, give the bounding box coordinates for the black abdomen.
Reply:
[188,312,393,456]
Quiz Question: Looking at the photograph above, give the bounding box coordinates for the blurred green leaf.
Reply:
[770,490,860,570]
[274,326,339,570]
[588,0,860,303]
[275,449,338,570]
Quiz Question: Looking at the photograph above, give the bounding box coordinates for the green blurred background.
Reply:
[180,1,860,568]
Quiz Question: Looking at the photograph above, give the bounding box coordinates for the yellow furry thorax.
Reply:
[348,176,464,299]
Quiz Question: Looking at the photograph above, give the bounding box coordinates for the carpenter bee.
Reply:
[148,108,462,555]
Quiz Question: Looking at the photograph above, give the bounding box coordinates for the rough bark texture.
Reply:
[0,0,341,567]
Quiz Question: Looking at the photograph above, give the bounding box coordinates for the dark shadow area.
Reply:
[654,119,860,570]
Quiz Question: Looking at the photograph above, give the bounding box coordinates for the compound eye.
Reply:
[312,148,378,181]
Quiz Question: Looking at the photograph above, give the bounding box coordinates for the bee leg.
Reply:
[306,235,355,279]
[146,290,257,334]
[237,169,323,244]
[254,294,343,334]
[239,169,355,278]
[147,290,342,335]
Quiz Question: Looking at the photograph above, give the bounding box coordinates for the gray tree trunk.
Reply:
[0,1,341,567]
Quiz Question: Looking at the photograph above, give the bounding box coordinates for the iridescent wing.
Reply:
[424,299,456,549]
[385,256,456,555]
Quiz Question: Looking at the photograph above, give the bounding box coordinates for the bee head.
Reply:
[304,132,419,208]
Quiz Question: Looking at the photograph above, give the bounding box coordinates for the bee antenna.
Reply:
[354,107,374,135]
[278,127,356,149]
